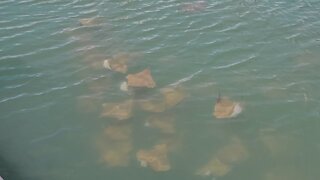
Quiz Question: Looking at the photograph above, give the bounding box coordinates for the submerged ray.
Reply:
[103,58,127,73]
[213,96,242,119]
[157,135,182,153]
[259,129,298,157]
[126,69,156,88]
[181,1,207,12]
[196,137,248,177]
[145,115,175,134]
[136,144,170,172]
[101,100,133,120]
[215,137,248,164]
[104,124,132,141]
[76,96,101,113]
[79,18,97,26]
[160,86,187,108]
[96,124,133,167]
[138,86,187,112]
[103,52,140,73]
[138,98,166,113]
[196,158,231,177]
[100,140,133,167]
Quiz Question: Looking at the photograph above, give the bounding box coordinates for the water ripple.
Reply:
[3,102,55,119]
[211,55,256,70]
[0,0,320,178]
[30,127,78,144]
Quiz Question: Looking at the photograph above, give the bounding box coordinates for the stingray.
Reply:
[160,86,187,109]
[136,144,171,172]
[259,129,297,157]
[82,53,107,70]
[157,135,182,153]
[103,58,128,74]
[181,1,207,12]
[100,100,133,120]
[76,96,101,113]
[121,69,156,91]
[215,137,248,164]
[196,137,248,177]
[145,115,175,134]
[96,126,133,167]
[104,58,127,73]
[213,95,242,119]
[99,140,133,167]
[138,98,166,113]
[103,52,140,73]
[79,18,97,26]
[104,124,132,141]
[196,158,231,177]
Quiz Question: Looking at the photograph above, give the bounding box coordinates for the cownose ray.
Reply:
[196,137,248,177]
[213,94,242,119]
[100,100,133,120]
[103,57,127,74]
[160,86,187,108]
[120,68,156,91]
[139,98,166,113]
[103,52,140,74]
[138,86,187,112]
[79,17,97,26]
[136,144,171,172]
[96,124,133,167]
[144,114,176,134]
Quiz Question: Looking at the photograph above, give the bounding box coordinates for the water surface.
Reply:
[1,0,320,179]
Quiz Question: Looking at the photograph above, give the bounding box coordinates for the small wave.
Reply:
[30,127,79,144]
[170,69,202,86]
[0,30,34,42]
[184,21,222,33]
[0,20,42,31]
[4,82,29,89]
[215,22,247,33]
[211,55,256,70]
[0,78,88,104]
[0,51,39,61]
[3,102,55,119]
[0,38,75,61]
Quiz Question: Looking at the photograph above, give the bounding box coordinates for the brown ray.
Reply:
[100,140,133,167]
[104,58,128,74]
[126,69,156,88]
[196,137,248,177]
[138,98,166,113]
[101,100,133,120]
[103,52,140,73]
[136,144,170,172]
[157,135,183,153]
[161,86,187,108]
[213,97,242,119]
[215,137,248,164]
[259,128,298,157]
[145,115,175,134]
[196,158,231,177]
[104,124,132,141]
[181,1,207,12]
[79,18,97,26]
[96,124,133,167]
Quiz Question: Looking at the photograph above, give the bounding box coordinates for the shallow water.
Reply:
[1,0,320,179]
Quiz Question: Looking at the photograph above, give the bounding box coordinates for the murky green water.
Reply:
[1,0,320,179]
